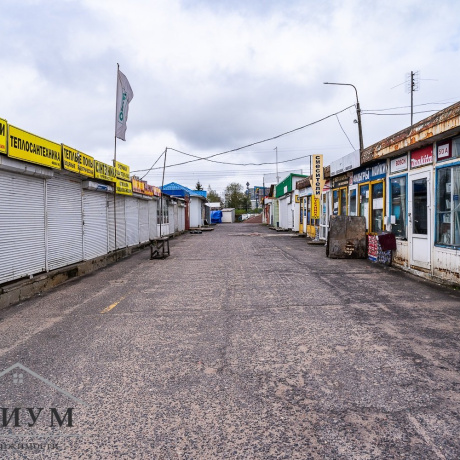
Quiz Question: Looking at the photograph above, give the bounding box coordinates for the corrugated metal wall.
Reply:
[138,200,149,243]
[169,202,176,235]
[115,195,126,249]
[107,195,116,252]
[0,167,159,285]
[148,199,158,240]
[46,174,83,271]
[125,196,139,246]
[0,170,46,284]
[83,190,109,260]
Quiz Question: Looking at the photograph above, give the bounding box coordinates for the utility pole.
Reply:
[406,71,420,126]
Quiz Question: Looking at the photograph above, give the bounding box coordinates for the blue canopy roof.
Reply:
[161,182,207,198]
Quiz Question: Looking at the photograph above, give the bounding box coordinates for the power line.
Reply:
[131,104,355,173]
[362,99,459,112]
[167,147,313,167]
[335,114,355,150]
[139,148,166,179]
[362,109,440,116]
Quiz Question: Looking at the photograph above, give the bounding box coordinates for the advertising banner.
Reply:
[312,154,324,197]
[94,160,116,182]
[311,196,321,219]
[390,154,408,174]
[132,176,146,194]
[8,125,61,169]
[115,161,130,180]
[62,145,95,177]
[144,184,154,197]
[116,179,133,195]
[352,161,387,184]
[410,146,433,168]
[0,118,6,154]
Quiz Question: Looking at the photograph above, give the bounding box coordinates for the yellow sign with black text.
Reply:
[312,154,324,198]
[311,196,321,219]
[62,145,95,177]
[115,161,130,181]
[116,179,133,196]
[94,160,116,182]
[0,118,7,154]
[8,125,61,169]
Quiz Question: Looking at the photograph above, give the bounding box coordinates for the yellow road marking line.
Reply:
[101,296,125,314]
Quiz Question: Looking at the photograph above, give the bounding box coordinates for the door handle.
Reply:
[408,212,411,223]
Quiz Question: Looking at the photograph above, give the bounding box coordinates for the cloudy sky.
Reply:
[2,0,460,194]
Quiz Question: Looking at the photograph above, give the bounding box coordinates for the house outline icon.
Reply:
[0,363,87,406]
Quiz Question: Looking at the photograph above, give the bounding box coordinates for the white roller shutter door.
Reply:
[148,199,158,240]
[83,190,108,260]
[174,203,179,233]
[0,170,46,284]
[46,174,83,271]
[138,200,149,243]
[169,203,175,235]
[115,195,126,249]
[125,196,139,246]
[107,195,116,252]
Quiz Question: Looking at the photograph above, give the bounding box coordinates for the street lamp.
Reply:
[324,82,364,153]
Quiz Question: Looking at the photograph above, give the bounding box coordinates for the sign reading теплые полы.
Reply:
[8,125,61,169]
[62,144,95,178]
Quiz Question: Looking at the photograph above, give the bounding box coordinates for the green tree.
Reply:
[224,182,246,209]
[241,192,252,212]
[207,185,222,205]
[195,181,203,191]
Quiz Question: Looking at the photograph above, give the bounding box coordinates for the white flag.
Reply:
[115,69,134,141]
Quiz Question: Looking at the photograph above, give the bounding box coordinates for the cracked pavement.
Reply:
[0,222,459,459]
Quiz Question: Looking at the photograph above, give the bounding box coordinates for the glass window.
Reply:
[413,178,428,235]
[300,199,303,225]
[349,188,357,216]
[450,137,460,159]
[436,165,460,247]
[332,190,339,215]
[359,184,369,231]
[371,181,384,233]
[340,188,347,216]
[390,176,407,238]
[307,196,311,224]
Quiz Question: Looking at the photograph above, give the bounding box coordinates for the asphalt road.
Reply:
[0,223,459,459]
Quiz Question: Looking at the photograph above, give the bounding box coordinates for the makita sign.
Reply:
[410,146,433,169]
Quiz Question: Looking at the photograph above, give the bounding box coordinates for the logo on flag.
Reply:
[116,69,134,141]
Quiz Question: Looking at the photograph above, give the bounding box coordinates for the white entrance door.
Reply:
[408,170,431,269]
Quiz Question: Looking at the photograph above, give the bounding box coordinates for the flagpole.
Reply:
[113,63,120,250]
[114,62,120,164]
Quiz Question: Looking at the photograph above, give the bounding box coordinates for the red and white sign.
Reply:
[437,142,451,160]
[390,154,408,173]
[410,146,433,169]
